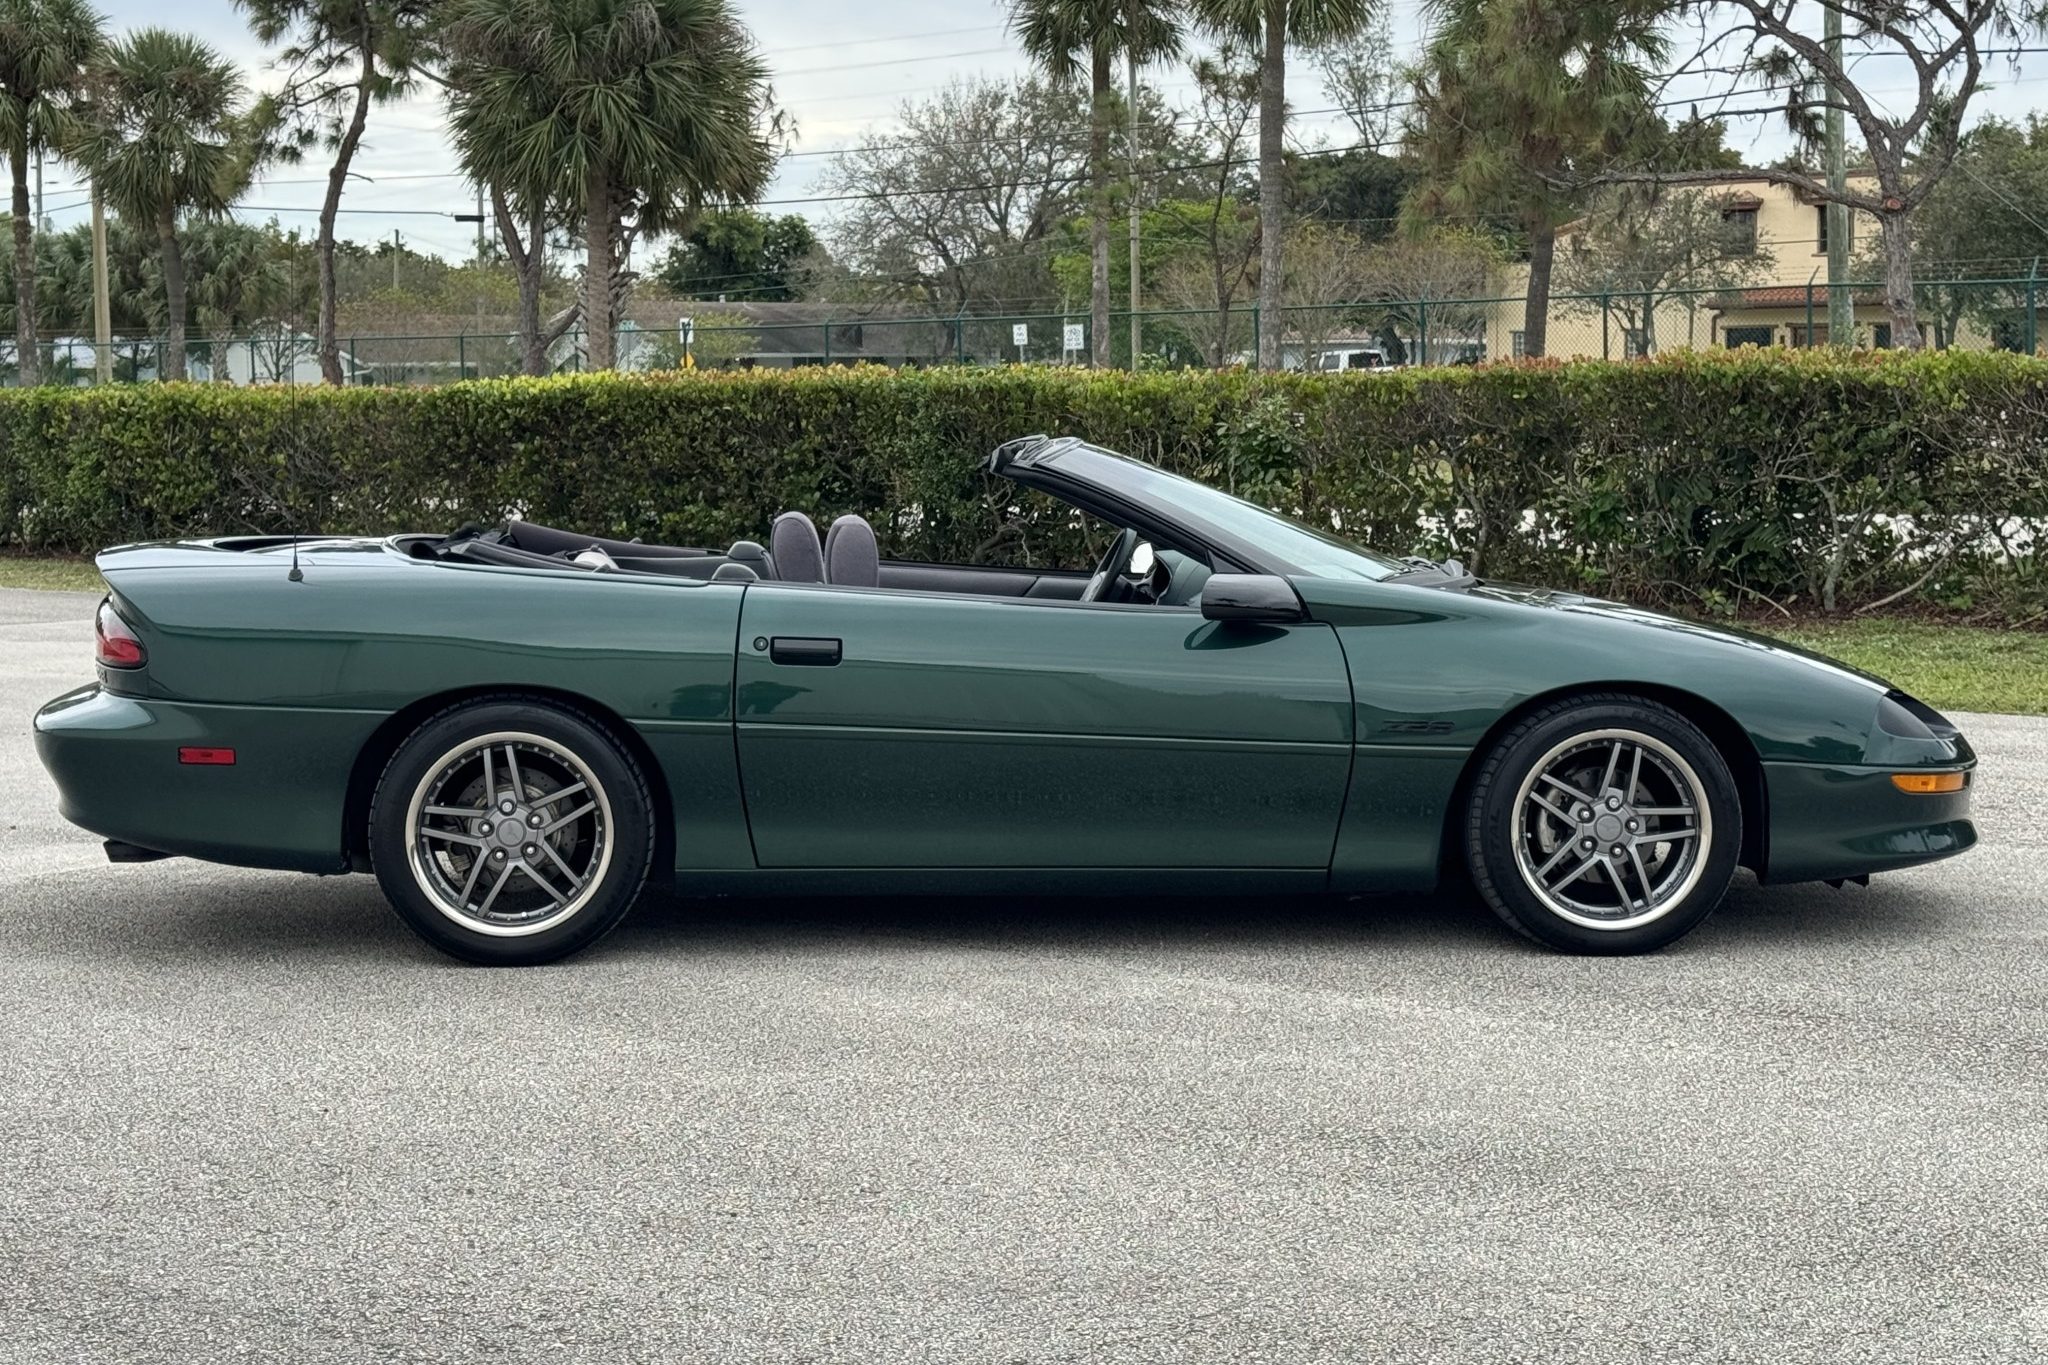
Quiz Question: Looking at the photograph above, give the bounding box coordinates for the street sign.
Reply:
[679,316,694,344]
[1063,323,1085,352]
[1011,323,1029,347]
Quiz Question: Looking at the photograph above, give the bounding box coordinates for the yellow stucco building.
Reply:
[1480,175,1971,358]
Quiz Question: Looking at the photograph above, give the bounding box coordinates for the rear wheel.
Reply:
[1465,695,1741,954]
[369,698,654,965]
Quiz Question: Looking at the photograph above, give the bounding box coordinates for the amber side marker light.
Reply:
[179,748,236,766]
[1891,772,1966,794]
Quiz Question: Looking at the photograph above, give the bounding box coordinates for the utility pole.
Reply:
[392,228,402,291]
[475,184,485,260]
[91,186,111,383]
[34,150,43,230]
[1126,0,1142,366]
[1824,0,1852,344]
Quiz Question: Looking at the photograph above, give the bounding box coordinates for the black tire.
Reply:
[1464,694,1742,954]
[369,697,654,965]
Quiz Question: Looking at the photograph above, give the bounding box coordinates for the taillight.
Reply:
[95,599,146,669]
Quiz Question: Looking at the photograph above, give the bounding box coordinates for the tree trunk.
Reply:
[584,163,616,371]
[492,184,549,376]
[1211,250,1231,368]
[158,210,187,382]
[11,150,37,385]
[1088,48,1113,368]
[1522,216,1557,359]
[317,52,378,386]
[522,201,547,376]
[1877,210,1922,350]
[1254,0,1286,371]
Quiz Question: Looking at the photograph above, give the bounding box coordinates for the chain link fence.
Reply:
[8,277,2044,387]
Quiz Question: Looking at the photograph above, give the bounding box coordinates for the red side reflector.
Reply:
[179,747,236,766]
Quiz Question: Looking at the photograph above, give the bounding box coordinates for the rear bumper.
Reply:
[1761,760,1977,885]
[34,684,372,874]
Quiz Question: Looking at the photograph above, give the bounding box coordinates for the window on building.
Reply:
[1721,206,1759,255]
[1872,323,1892,349]
[1723,325,1774,348]
[1510,330,1527,359]
[1789,324,1831,348]
[1816,205,1853,255]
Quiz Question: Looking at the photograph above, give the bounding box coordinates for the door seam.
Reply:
[1322,622,1361,891]
[728,582,764,868]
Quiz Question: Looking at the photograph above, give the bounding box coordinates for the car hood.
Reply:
[1464,579,1894,695]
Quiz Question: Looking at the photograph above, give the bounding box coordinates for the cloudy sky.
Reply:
[31,0,2048,264]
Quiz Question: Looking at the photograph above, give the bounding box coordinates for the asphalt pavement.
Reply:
[3,586,2045,1364]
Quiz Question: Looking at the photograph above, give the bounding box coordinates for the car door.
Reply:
[732,583,1354,869]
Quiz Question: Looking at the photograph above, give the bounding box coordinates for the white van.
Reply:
[1314,346,1394,372]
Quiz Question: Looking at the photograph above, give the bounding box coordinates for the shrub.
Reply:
[3,350,2045,617]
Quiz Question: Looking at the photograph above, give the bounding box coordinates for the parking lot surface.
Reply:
[3,587,2045,1364]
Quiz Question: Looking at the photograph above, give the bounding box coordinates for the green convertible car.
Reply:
[36,435,1976,965]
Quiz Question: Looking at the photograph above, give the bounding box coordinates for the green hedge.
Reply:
[3,349,2045,617]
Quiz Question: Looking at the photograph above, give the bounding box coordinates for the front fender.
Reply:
[1297,576,1896,764]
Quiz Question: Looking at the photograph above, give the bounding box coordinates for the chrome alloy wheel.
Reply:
[1509,728,1712,932]
[403,730,615,937]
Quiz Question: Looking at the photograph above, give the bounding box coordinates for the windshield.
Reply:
[1099,455,1409,581]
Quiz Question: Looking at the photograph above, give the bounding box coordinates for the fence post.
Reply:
[1805,277,1815,346]
[458,332,466,380]
[823,321,832,364]
[1251,306,1260,367]
[1418,299,1429,365]
[1601,292,1610,360]
[2029,257,2040,355]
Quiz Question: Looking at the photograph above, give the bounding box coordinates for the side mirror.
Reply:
[1200,573,1306,623]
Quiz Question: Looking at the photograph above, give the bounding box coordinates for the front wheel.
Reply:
[369,698,655,965]
[1464,695,1742,954]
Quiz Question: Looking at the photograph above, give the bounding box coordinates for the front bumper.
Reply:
[34,684,375,873]
[1761,760,1976,885]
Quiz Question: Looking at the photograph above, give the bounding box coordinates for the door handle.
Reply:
[768,636,842,666]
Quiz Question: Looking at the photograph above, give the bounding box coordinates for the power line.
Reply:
[775,46,1019,79]
[763,23,1007,59]
[32,56,2048,246]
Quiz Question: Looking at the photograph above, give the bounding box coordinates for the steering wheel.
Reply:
[1080,526,1141,603]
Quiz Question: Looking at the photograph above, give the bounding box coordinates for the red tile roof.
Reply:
[1717,284,1884,309]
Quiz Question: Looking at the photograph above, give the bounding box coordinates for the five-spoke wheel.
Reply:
[407,733,613,936]
[371,699,653,965]
[1467,695,1741,953]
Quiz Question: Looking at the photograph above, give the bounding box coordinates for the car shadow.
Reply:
[31,864,1966,971]
[596,868,1964,963]
[603,885,1508,959]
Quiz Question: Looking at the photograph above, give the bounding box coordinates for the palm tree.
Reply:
[182,219,297,379]
[233,0,439,385]
[440,6,561,377]
[65,29,251,381]
[1404,0,1666,358]
[1191,0,1375,369]
[1009,0,1183,369]
[0,0,104,384]
[442,0,776,372]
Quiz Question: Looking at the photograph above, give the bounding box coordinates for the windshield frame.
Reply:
[993,438,1409,582]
